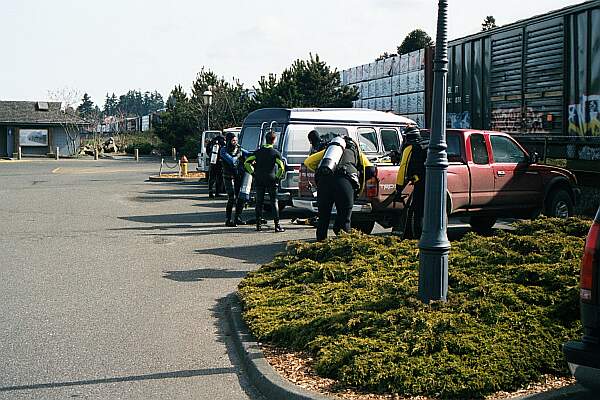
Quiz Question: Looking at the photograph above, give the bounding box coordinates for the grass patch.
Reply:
[238,217,590,399]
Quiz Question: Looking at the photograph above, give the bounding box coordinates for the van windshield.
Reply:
[240,126,261,151]
[286,125,349,152]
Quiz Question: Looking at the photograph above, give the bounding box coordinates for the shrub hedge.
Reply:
[238,217,590,399]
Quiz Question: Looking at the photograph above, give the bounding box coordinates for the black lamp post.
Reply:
[202,90,213,131]
[418,0,450,303]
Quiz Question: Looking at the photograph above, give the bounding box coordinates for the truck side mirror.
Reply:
[529,152,539,164]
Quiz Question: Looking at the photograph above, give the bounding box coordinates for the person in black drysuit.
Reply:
[393,126,427,238]
[206,132,226,198]
[304,136,375,241]
[307,130,326,154]
[219,131,250,227]
[243,130,286,232]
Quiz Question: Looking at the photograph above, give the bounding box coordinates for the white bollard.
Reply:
[55,147,59,160]
[17,146,22,160]
[135,148,139,162]
[172,147,176,161]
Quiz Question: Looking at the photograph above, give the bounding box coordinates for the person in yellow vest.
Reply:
[393,126,427,238]
[304,135,375,241]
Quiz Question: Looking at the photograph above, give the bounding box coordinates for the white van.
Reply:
[238,108,415,206]
[196,128,241,172]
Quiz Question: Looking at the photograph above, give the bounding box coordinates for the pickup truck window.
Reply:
[447,134,463,162]
[470,134,489,164]
[381,128,400,151]
[490,135,528,163]
[358,127,379,153]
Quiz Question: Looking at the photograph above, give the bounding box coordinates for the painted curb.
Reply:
[225,293,335,400]
[148,175,204,182]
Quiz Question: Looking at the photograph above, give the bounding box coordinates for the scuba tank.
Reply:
[316,136,346,176]
[239,171,253,202]
[210,143,220,165]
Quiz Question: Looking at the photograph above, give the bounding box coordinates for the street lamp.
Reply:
[202,89,213,131]
[418,0,450,303]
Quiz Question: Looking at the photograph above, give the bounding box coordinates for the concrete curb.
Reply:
[514,384,592,400]
[224,293,334,400]
[225,294,592,400]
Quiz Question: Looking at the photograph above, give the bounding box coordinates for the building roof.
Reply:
[0,101,87,125]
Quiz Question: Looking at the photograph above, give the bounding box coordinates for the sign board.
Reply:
[19,129,48,146]
[141,116,150,132]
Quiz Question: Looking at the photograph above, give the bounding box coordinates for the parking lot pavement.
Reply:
[0,159,528,399]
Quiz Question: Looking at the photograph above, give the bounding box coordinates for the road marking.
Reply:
[53,168,155,174]
[52,167,61,173]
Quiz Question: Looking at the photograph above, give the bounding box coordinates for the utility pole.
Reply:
[418,0,450,303]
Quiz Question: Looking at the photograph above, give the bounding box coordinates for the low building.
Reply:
[0,101,87,158]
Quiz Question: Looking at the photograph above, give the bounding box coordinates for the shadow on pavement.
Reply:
[0,368,237,393]
[195,241,289,265]
[163,268,249,282]
[118,211,225,225]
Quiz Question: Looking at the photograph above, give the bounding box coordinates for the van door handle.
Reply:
[497,170,506,176]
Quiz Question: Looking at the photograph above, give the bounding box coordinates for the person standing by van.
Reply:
[393,126,427,238]
[243,130,286,232]
[207,132,226,198]
[304,136,374,241]
[308,130,326,154]
[220,131,250,227]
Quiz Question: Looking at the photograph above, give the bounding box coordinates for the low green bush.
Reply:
[238,217,590,399]
[124,142,154,155]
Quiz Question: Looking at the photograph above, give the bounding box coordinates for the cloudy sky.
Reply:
[1,0,586,107]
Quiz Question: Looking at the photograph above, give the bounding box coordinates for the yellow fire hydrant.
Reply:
[180,155,189,176]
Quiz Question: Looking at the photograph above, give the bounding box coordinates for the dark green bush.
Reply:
[124,142,154,155]
[238,217,590,399]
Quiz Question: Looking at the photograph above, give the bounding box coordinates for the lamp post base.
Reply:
[418,247,449,303]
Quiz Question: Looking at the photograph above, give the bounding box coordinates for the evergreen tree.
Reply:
[77,93,95,117]
[190,68,252,131]
[154,85,197,151]
[481,16,497,31]
[397,29,433,55]
[251,54,358,110]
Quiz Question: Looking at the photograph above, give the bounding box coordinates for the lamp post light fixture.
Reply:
[418,0,450,303]
[202,89,213,131]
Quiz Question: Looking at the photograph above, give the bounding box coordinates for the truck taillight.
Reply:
[580,221,600,302]
[366,177,379,198]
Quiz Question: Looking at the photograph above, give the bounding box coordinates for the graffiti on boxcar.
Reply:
[568,95,600,137]
[447,112,471,129]
[490,108,549,133]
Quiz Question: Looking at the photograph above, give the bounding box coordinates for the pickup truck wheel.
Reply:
[546,189,573,218]
[469,216,497,235]
[351,220,375,234]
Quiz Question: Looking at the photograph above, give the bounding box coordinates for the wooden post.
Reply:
[172,147,176,161]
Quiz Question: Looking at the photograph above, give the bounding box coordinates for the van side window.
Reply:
[284,125,348,152]
[357,128,379,153]
[381,128,400,152]
[470,134,489,165]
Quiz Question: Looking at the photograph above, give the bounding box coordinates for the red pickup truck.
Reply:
[294,129,580,234]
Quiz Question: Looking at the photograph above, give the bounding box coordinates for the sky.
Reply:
[0,0,588,107]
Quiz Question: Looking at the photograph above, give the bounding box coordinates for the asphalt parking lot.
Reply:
[0,158,567,400]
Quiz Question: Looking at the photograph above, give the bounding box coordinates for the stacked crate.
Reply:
[342,48,426,128]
